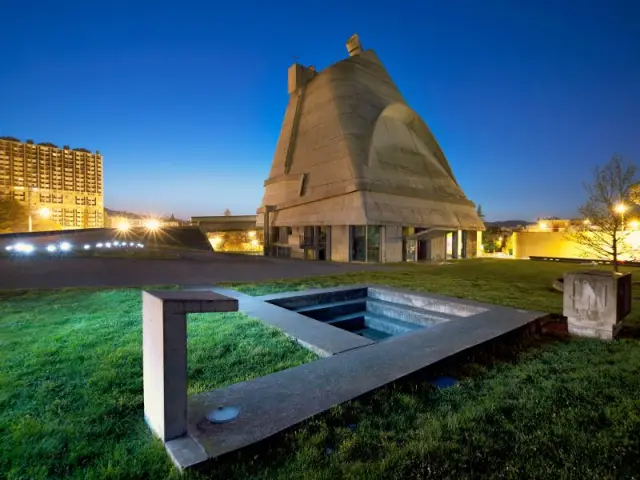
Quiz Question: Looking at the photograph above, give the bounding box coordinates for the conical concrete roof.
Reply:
[257,37,484,231]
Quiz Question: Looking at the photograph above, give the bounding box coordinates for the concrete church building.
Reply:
[257,34,484,263]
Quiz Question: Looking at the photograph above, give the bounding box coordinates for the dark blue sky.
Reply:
[1,0,638,221]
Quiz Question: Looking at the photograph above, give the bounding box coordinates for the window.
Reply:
[350,226,381,262]
[350,226,367,262]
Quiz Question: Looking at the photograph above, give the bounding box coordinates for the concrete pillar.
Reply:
[142,291,238,441]
[461,231,468,258]
[451,231,459,259]
[330,226,350,262]
[430,235,446,260]
[383,225,403,262]
[464,231,478,258]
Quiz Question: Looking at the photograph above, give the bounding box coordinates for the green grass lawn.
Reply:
[1,260,640,479]
[228,258,640,325]
[0,289,316,479]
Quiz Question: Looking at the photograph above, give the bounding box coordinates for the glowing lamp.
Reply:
[116,219,130,232]
[145,219,160,230]
[39,207,51,218]
[615,203,627,214]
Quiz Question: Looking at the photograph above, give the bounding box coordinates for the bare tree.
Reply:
[569,155,637,272]
[223,208,231,216]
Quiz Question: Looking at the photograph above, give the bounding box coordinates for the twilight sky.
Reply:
[1,0,638,221]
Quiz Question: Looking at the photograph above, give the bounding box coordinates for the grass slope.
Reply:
[1,260,640,478]
[0,289,316,479]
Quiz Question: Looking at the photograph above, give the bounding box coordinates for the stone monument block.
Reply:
[563,270,632,339]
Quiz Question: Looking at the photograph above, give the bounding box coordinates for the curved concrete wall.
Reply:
[258,45,483,231]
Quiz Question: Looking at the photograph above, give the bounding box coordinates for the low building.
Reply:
[191,214,263,253]
[511,218,640,261]
[256,35,484,262]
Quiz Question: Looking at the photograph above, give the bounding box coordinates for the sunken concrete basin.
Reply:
[264,286,487,341]
[145,285,546,471]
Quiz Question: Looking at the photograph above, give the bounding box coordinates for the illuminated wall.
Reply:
[513,231,640,260]
[208,230,263,253]
[0,138,104,229]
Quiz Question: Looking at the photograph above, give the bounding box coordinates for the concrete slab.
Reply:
[208,287,374,357]
[177,290,544,469]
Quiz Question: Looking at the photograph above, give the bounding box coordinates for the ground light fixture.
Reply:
[5,245,13,251]
[46,244,57,253]
[96,243,104,248]
[14,243,35,254]
[84,244,91,250]
[59,242,72,252]
[105,242,112,248]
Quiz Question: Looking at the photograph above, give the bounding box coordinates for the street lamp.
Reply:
[615,203,628,229]
[117,219,130,232]
[144,219,160,231]
[615,203,627,214]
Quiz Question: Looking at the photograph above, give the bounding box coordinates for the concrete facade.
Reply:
[257,35,483,263]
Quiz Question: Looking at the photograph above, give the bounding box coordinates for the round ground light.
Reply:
[206,406,241,424]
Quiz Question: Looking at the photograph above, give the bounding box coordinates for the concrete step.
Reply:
[267,288,367,310]
[353,328,391,341]
[367,287,487,318]
[365,298,451,327]
[295,298,366,321]
[363,312,424,336]
[325,312,366,332]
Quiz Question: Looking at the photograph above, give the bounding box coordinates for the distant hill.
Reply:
[484,220,533,229]
[104,208,186,223]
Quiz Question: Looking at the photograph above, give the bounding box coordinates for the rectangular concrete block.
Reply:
[563,271,632,339]
[142,290,238,442]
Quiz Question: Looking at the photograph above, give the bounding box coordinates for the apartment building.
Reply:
[0,136,104,229]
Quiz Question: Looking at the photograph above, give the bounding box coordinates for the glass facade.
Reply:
[350,225,381,262]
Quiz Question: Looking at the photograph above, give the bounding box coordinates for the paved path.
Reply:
[0,253,387,290]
